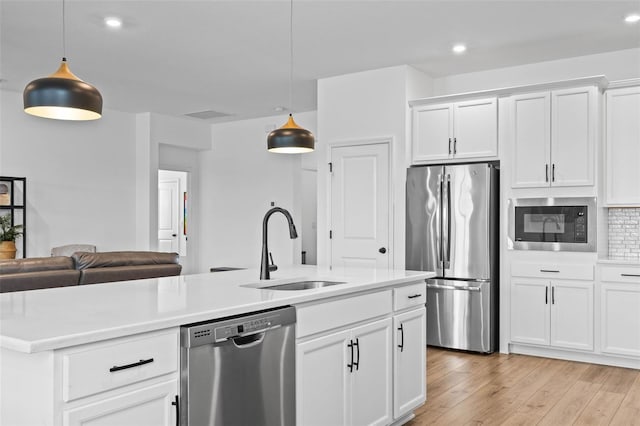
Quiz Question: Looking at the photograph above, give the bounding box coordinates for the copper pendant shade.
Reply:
[268,114,314,154]
[24,58,103,121]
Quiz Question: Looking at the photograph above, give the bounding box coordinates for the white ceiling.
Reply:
[1,0,639,122]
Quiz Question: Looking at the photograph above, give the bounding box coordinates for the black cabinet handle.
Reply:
[352,338,360,371]
[109,358,154,373]
[398,324,404,352]
[347,340,354,372]
[545,286,548,305]
[545,164,549,182]
[453,137,457,154]
[552,286,555,305]
[540,269,560,273]
[407,294,422,299]
[621,274,640,278]
[448,138,452,155]
[552,164,556,182]
[379,247,387,254]
[171,395,179,426]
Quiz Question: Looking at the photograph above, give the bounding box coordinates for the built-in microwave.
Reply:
[509,197,596,252]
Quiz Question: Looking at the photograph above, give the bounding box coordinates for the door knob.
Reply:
[379,247,387,254]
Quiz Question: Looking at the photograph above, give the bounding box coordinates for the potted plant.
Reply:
[0,215,23,259]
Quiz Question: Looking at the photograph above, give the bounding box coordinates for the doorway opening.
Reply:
[158,170,188,258]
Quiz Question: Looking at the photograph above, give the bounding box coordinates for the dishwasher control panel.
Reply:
[215,317,274,341]
[182,307,296,347]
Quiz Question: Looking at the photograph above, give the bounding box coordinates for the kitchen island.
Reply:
[1,265,433,425]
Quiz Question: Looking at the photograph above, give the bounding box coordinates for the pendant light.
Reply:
[23,0,102,121]
[267,0,314,153]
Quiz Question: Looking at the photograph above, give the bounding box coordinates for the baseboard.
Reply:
[390,412,415,426]
[510,343,640,369]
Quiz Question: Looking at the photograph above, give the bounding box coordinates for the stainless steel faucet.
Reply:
[260,207,298,280]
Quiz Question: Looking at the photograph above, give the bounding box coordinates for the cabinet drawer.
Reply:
[601,265,640,283]
[511,262,594,280]
[62,329,178,402]
[393,282,426,311]
[297,290,392,338]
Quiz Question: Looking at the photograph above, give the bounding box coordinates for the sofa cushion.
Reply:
[0,256,79,293]
[78,264,182,285]
[0,256,75,274]
[72,251,180,269]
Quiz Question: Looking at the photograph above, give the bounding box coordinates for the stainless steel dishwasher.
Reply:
[180,306,296,426]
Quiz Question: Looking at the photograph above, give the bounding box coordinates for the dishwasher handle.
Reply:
[427,283,482,292]
[232,332,266,348]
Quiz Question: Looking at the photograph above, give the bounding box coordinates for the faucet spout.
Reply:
[260,207,298,280]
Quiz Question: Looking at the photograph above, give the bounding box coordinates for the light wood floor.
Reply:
[407,347,640,425]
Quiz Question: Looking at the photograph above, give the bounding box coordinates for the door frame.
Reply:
[325,137,394,269]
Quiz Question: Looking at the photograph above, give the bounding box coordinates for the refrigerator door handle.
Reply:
[426,283,482,292]
[444,174,452,268]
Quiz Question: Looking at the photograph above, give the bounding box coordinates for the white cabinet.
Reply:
[599,266,640,358]
[412,97,497,163]
[393,307,426,419]
[511,264,594,351]
[63,379,178,426]
[512,86,597,188]
[605,86,640,205]
[297,318,392,426]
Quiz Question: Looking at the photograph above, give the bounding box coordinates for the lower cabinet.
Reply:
[393,307,426,419]
[600,266,640,358]
[63,379,179,426]
[511,276,593,351]
[297,318,393,426]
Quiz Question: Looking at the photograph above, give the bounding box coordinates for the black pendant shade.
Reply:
[268,114,315,154]
[23,58,102,121]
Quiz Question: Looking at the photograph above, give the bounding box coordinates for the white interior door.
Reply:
[330,143,390,269]
[158,179,179,253]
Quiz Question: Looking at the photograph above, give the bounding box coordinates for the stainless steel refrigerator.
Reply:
[406,162,499,353]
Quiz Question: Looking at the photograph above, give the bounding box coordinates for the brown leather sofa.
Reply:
[0,251,182,293]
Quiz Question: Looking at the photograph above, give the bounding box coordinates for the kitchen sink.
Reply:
[262,280,346,291]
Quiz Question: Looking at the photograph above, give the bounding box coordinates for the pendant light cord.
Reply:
[62,0,67,60]
[289,0,293,112]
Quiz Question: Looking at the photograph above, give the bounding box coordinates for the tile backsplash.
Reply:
[608,208,640,259]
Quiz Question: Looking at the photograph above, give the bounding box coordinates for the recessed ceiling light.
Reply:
[104,17,123,28]
[625,13,640,23]
[452,44,467,54]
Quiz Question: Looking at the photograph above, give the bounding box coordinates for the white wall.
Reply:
[316,65,432,268]
[433,48,640,95]
[199,111,316,272]
[0,90,137,256]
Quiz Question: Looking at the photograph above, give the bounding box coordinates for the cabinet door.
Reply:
[412,103,453,163]
[63,379,178,426]
[550,280,594,351]
[601,281,640,357]
[453,97,498,160]
[511,278,550,345]
[393,308,426,420]
[297,329,351,426]
[511,92,551,188]
[551,87,596,187]
[350,318,393,426]
[606,86,640,205]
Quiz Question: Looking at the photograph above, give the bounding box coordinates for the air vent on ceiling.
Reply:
[184,109,231,120]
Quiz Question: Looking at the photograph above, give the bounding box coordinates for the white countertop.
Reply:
[0,266,434,354]
[597,257,640,265]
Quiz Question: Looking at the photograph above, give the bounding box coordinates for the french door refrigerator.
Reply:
[406,162,499,353]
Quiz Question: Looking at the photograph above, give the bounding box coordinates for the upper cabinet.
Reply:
[411,97,497,164]
[605,86,640,206]
[512,86,597,188]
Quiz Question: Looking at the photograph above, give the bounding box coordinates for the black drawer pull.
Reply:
[621,274,640,278]
[540,269,560,273]
[407,294,423,299]
[110,358,154,372]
